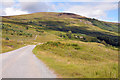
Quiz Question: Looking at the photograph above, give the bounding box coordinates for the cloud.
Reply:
[69,0,119,2]
[1,0,17,16]
[19,2,56,13]
[1,0,14,2]
[2,0,119,2]
[2,0,15,8]
[1,1,56,16]
[17,0,119,2]
[61,2,118,20]
[1,1,118,23]
[3,7,29,16]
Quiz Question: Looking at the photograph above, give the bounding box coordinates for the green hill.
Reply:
[2,12,118,47]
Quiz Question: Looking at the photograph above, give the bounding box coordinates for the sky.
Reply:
[1,0,119,22]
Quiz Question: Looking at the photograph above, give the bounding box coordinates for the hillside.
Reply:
[33,40,118,78]
[2,12,118,47]
[1,12,118,78]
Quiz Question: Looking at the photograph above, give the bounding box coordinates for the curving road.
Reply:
[1,45,57,78]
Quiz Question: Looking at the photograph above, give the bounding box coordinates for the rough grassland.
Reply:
[2,40,25,53]
[33,40,118,78]
[2,12,118,52]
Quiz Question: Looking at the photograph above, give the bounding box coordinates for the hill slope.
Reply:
[2,12,118,47]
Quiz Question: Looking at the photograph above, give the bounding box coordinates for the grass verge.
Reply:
[33,40,118,78]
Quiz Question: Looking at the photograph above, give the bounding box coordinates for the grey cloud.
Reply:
[1,2,57,16]
[1,2,15,16]
[2,2,15,8]
[20,2,56,13]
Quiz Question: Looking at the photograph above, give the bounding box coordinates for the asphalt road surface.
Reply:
[1,45,57,78]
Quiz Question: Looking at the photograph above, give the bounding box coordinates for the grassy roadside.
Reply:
[2,39,27,53]
[33,40,118,78]
[2,27,60,53]
[2,32,60,53]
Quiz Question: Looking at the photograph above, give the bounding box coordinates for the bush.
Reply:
[36,29,44,33]
[66,31,72,39]
[11,33,14,35]
[71,43,78,46]
[5,37,9,40]
[25,26,29,30]
[30,34,32,37]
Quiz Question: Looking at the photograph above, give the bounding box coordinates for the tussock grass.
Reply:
[33,40,118,78]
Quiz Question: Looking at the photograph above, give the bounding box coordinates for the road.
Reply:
[0,45,57,78]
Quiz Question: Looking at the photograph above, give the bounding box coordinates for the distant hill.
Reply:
[1,12,119,46]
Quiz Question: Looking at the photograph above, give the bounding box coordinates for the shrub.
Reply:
[5,37,9,40]
[66,31,72,39]
[11,33,14,35]
[71,43,78,46]
[25,26,29,30]
[30,34,32,37]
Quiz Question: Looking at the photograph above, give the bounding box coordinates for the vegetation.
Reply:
[2,12,118,78]
[33,41,118,78]
[2,22,59,52]
[2,40,25,53]
[2,12,118,46]
[79,17,118,33]
[57,31,99,42]
[5,37,9,40]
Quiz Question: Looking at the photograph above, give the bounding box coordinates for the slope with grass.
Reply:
[33,40,118,78]
[2,12,118,47]
[1,18,59,53]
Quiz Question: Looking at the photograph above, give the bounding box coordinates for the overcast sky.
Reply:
[1,0,119,22]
